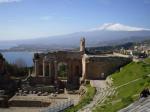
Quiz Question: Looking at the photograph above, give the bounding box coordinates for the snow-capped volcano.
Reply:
[1,23,150,49]
[89,23,150,31]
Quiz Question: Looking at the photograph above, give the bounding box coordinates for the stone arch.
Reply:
[33,51,82,90]
[57,62,68,78]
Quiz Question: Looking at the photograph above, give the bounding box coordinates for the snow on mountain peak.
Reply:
[89,23,150,31]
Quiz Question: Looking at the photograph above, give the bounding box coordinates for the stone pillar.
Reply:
[50,61,55,84]
[43,60,46,77]
[67,60,72,82]
[81,54,89,81]
[28,69,31,77]
[80,37,85,53]
[49,62,51,77]
[54,60,57,80]
[34,60,39,76]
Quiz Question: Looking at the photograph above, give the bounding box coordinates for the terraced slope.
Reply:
[93,58,150,112]
[119,96,150,112]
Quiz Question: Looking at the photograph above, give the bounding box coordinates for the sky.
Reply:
[0,0,150,40]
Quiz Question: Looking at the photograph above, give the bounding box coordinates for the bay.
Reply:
[1,52,34,67]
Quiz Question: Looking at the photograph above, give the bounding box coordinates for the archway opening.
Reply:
[57,62,68,80]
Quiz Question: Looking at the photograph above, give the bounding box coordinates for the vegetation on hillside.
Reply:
[65,84,96,112]
[87,42,134,53]
[5,62,29,77]
[93,58,150,112]
[0,53,29,77]
[0,53,27,96]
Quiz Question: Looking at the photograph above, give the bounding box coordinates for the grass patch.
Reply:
[93,100,128,112]
[65,84,96,112]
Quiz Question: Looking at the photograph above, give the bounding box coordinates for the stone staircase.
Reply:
[41,100,74,112]
[78,80,116,112]
[94,87,116,105]
[119,96,150,112]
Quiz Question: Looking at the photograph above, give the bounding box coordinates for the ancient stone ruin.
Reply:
[31,38,132,90]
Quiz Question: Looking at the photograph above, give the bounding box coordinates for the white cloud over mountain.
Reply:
[0,0,22,3]
[89,23,150,31]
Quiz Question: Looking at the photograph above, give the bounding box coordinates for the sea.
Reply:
[1,52,34,67]
[0,43,35,67]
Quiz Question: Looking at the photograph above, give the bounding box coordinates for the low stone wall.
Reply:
[0,95,9,108]
[22,85,55,93]
[9,100,50,107]
[85,56,132,79]
[29,77,53,85]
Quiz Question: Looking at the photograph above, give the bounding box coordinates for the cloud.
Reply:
[0,0,22,3]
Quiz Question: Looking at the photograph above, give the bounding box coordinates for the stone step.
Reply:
[119,97,150,112]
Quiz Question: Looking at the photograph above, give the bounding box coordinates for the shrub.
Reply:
[65,84,96,112]
[142,74,148,79]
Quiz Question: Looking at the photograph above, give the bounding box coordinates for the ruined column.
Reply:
[49,62,51,77]
[50,61,55,84]
[54,60,57,80]
[28,69,31,77]
[43,59,46,77]
[80,37,85,53]
[81,54,89,81]
[34,60,39,76]
[67,60,72,82]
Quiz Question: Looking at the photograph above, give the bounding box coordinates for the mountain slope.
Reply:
[0,23,150,49]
